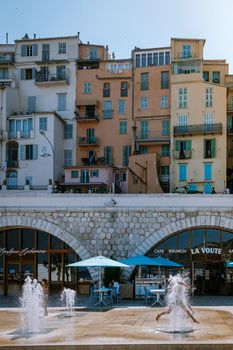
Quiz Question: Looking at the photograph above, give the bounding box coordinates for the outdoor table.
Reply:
[94,287,112,306]
[149,289,166,307]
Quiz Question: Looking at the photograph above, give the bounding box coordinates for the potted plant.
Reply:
[24,179,30,191]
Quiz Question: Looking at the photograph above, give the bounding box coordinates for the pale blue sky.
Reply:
[1,0,233,72]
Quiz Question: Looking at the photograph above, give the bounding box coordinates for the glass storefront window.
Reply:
[7,229,20,249]
[38,231,49,249]
[222,231,233,250]
[51,236,63,250]
[206,229,220,248]
[37,253,49,281]
[192,229,205,249]
[51,254,63,282]
[22,228,35,249]
[64,253,78,282]
[178,231,190,249]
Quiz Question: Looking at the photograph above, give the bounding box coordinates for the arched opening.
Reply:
[0,228,91,296]
[146,227,233,296]
[6,170,18,189]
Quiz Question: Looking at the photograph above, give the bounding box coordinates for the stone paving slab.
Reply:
[0,307,233,349]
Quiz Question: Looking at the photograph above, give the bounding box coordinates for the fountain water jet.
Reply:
[61,288,76,316]
[156,273,199,333]
[20,276,44,333]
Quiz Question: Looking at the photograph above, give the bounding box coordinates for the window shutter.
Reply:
[186,140,192,151]
[20,69,26,80]
[32,68,36,80]
[203,139,206,158]
[175,140,180,151]
[28,96,36,113]
[20,145,26,160]
[33,144,38,160]
[32,44,38,56]
[21,45,27,57]
[211,138,216,157]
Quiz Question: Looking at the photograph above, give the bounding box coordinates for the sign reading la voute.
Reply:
[154,248,233,255]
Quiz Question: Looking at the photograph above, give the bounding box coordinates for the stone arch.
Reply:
[124,214,233,279]
[0,214,91,261]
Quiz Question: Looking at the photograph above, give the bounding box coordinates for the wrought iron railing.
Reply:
[174,123,222,136]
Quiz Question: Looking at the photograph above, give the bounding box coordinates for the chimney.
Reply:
[33,34,36,39]
[77,32,80,38]
[6,33,8,44]
[87,41,90,45]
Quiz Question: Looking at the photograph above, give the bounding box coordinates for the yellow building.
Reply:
[170,38,227,194]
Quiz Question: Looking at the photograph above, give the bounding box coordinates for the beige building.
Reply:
[170,38,227,194]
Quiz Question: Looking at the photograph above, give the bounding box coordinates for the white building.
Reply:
[1,34,80,189]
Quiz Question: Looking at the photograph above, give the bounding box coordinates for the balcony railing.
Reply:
[136,131,170,142]
[7,130,33,140]
[173,123,222,136]
[227,104,233,112]
[173,150,192,159]
[0,55,14,63]
[7,160,18,168]
[173,52,198,60]
[78,136,99,146]
[35,72,69,84]
[228,127,233,134]
[76,113,99,122]
[160,175,170,183]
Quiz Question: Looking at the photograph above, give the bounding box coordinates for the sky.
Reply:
[1,0,233,72]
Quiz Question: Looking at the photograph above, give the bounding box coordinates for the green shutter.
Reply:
[21,45,27,57]
[203,139,206,158]
[186,140,192,151]
[211,138,216,158]
[175,140,180,151]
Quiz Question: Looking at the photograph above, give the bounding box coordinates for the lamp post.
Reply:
[39,130,55,186]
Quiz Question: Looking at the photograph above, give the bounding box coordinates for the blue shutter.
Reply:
[20,69,26,80]
[21,45,27,57]
[58,94,66,111]
[179,164,187,181]
[27,96,36,113]
[20,145,26,160]
[32,68,36,80]
[33,144,38,160]
[204,183,212,194]
[204,163,212,180]
[32,44,38,56]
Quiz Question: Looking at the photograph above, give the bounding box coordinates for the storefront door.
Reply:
[193,259,224,295]
[6,260,35,296]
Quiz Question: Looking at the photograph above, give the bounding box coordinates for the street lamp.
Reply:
[39,130,55,185]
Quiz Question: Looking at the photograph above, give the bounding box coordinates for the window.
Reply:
[89,47,98,59]
[122,145,131,166]
[104,146,113,165]
[165,51,170,65]
[182,45,191,59]
[119,121,127,135]
[178,114,188,132]
[9,118,32,138]
[0,68,9,79]
[179,164,187,181]
[140,146,148,154]
[161,166,169,176]
[83,82,92,94]
[58,42,66,54]
[153,52,158,66]
[213,71,220,84]
[141,54,146,67]
[206,87,213,107]
[135,54,140,67]
[103,101,112,119]
[179,88,187,108]
[204,112,214,131]
[175,140,192,159]
[118,100,125,114]
[64,124,73,139]
[162,120,170,136]
[21,44,38,57]
[27,96,36,113]
[141,73,149,90]
[140,120,149,139]
[39,117,47,131]
[64,150,72,166]
[148,53,152,66]
[71,170,79,178]
[20,68,35,80]
[160,96,168,108]
[203,71,209,82]
[103,83,110,97]
[20,144,38,160]
[86,128,96,143]
[57,65,66,80]
[204,139,216,158]
[140,97,148,109]
[91,170,99,177]
[121,82,128,97]
[161,71,169,89]
[161,144,170,157]
[159,52,164,65]
[42,44,50,61]
[204,163,212,180]
[57,93,66,111]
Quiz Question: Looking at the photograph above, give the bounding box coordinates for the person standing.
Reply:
[41,278,48,316]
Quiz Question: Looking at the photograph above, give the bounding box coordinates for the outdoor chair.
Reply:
[144,286,155,305]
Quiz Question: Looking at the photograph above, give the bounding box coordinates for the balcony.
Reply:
[7,160,18,168]
[172,52,198,61]
[173,123,222,136]
[7,130,34,140]
[0,54,14,64]
[81,157,105,166]
[0,71,14,85]
[35,72,69,85]
[78,136,99,146]
[76,113,99,122]
[135,131,170,143]
[173,150,192,159]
